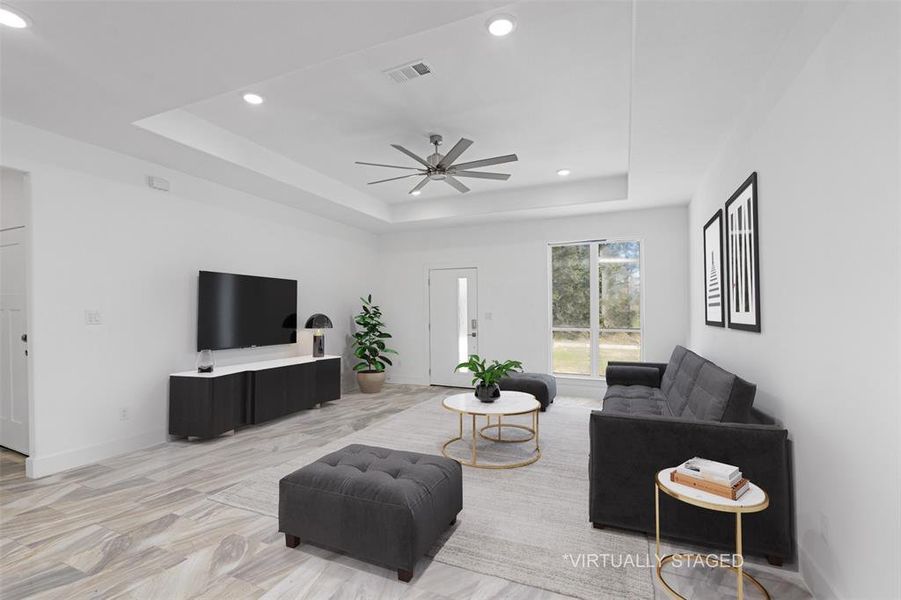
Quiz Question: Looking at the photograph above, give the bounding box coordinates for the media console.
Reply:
[168,355,341,438]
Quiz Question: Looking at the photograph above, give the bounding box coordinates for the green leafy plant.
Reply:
[455,355,523,387]
[352,294,397,373]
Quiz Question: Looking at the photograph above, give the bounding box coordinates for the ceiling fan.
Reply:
[355,134,518,195]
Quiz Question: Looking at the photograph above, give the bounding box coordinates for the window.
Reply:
[550,240,641,377]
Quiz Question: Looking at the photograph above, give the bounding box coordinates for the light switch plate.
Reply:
[85,310,103,325]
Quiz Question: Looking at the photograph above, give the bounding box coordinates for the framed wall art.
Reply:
[725,172,761,332]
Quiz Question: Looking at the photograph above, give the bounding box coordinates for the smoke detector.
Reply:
[384,60,432,84]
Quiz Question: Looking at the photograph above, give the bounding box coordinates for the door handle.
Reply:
[470,332,477,337]
[21,333,27,342]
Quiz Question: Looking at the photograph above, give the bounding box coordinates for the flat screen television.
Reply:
[197,271,297,351]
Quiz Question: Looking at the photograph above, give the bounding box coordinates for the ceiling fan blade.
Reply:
[451,153,518,171]
[437,138,474,169]
[409,177,430,194]
[444,175,470,194]
[391,144,431,168]
[450,170,511,181]
[367,173,420,185]
[355,161,423,171]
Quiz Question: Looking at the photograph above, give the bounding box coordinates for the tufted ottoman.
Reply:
[499,372,557,411]
[279,444,462,582]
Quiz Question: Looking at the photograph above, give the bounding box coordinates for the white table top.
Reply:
[171,355,340,378]
[443,391,539,416]
[656,467,768,513]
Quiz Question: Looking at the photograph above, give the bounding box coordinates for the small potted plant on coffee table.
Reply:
[455,355,523,403]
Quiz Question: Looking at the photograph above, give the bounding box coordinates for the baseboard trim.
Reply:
[385,375,430,386]
[798,546,839,599]
[25,429,166,479]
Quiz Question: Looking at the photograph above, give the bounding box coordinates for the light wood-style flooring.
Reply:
[0,385,809,599]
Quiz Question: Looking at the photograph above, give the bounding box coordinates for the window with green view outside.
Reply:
[550,241,641,377]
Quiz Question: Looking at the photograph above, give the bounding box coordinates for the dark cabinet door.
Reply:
[286,363,315,411]
[253,368,288,424]
[315,358,341,402]
[169,372,245,437]
[213,372,247,429]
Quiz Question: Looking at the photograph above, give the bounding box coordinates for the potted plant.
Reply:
[455,355,523,402]
[352,294,397,393]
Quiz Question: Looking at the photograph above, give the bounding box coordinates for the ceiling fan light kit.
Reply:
[356,134,518,196]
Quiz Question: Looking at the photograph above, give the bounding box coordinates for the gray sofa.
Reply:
[590,346,793,564]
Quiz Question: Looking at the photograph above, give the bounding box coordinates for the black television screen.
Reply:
[197,271,297,351]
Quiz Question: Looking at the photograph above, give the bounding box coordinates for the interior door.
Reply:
[1,227,29,454]
[429,268,478,387]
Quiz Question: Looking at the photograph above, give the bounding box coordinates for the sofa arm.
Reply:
[589,411,793,560]
[605,361,668,387]
[605,365,662,387]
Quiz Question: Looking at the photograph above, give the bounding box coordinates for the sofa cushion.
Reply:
[660,347,708,417]
[682,363,738,421]
[603,385,672,416]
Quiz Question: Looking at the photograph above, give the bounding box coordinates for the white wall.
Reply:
[376,206,689,396]
[1,167,29,229]
[0,119,378,478]
[687,4,900,598]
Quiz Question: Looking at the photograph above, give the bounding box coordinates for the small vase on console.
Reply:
[196,349,215,373]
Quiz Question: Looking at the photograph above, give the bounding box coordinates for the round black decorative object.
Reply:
[304,313,334,329]
[474,382,501,403]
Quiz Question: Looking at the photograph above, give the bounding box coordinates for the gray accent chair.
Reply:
[590,346,793,565]
[279,444,462,582]
[499,372,557,411]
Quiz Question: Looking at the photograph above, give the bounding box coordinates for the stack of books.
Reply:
[670,457,750,500]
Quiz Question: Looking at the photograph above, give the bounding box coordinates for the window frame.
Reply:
[546,238,644,379]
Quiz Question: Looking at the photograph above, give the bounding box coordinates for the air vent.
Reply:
[384,60,432,84]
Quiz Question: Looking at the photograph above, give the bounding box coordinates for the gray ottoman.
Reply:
[279,444,462,582]
[499,372,557,411]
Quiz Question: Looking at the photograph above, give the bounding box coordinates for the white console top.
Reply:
[171,355,340,378]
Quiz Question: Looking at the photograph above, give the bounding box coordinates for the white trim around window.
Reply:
[546,238,644,380]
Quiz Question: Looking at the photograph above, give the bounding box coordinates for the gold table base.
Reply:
[655,479,770,600]
[441,411,540,469]
[655,553,771,600]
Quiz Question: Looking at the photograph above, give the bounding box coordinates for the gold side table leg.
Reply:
[458,412,463,439]
[498,414,502,441]
[471,413,477,466]
[655,483,661,566]
[535,409,540,449]
[736,512,743,600]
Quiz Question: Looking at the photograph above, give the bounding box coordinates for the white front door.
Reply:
[0,227,29,454]
[429,268,478,387]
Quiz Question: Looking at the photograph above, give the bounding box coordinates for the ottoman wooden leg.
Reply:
[450,517,457,526]
[397,569,413,582]
[285,533,300,548]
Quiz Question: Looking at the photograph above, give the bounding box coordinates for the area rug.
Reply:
[209,393,654,599]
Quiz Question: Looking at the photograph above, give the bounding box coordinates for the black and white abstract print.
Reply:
[725,173,761,332]
[703,210,725,327]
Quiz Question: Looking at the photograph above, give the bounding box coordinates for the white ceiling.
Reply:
[0,1,823,231]
[180,2,632,203]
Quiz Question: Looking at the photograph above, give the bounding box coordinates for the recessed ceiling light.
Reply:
[242,93,264,105]
[557,169,572,177]
[486,15,516,37]
[410,190,422,196]
[0,5,29,28]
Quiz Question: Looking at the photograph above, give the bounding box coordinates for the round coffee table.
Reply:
[441,391,540,469]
